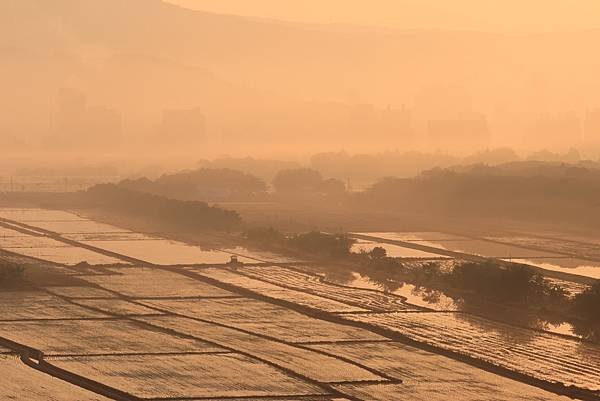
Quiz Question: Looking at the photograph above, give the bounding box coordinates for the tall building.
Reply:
[52,88,122,148]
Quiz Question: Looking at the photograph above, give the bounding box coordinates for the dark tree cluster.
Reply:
[244,228,354,258]
[272,168,346,197]
[86,184,241,231]
[120,168,268,202]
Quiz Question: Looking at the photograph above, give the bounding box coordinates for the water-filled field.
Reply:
[506,258,600,279]
[72,298,161,316]
[82,267,235,298]
[311,342,571,400]
[0,318,220,356]
[356,233,561,258]
[0,290,106,320]
[137,315,384,383]
[356,232,470,242]
[488,235,600,260]
[336,272,460,311]
[240,265,421,312]
[343,312,600,392]
[0,226,126,265]
[51,353,325,399]
[0,355,112,401]
[82,238,254,265]
[140,297,386,343]
[352,239,449,258]
[1,208,598,400]
[0,208,86,222]
[333,381,569,401]
[196,268,368,313]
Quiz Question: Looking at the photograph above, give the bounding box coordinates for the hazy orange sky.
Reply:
[167,0,600,33]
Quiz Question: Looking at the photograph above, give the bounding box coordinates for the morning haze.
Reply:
[3,0,600,169]
[1,2,599,400]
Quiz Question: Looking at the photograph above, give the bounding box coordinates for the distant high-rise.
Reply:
[52,88,122,148]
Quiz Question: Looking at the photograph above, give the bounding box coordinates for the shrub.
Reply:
[288,232,355,258]
[572,281,600,322]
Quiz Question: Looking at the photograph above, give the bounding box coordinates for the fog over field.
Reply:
[1,2,600,401]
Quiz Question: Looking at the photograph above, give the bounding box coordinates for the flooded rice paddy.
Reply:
[1,355,112,400]
[51,353,325,399]
[506,258,600,280]
[0,208,599,400]
[352,239,449,259]
[344,312,600,391]
[356,231,600,279]
[355,232,561,258]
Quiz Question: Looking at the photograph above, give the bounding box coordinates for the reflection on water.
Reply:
[308,265,594,341]
[317,270,461,311]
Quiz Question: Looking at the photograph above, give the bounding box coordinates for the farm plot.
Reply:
[65,232,153,241]
[0,355,112,401]
[72,299,162,316]
[353,232,470,242]
[0,319,222,355]
[137,315,385,383]
[343,312,600,392]
[50,353,326,399]
[488,235,600,260]
[16,219,132,235]
[352,240,448,259]
[0,225,39,243]
[9,245,125,266]
[0,227,126,265]
[82,267,235,298]
[140,297,385,343]
[417,239,562,258]
[328,271,459,311]
[82,238,254,265]
[357,233,563,258]
[194,268,368,313]
[239,265,420,312]
[333,381,569,401]
[0,208,85,222]
[308,340,572,400]
[0,227,68,249]
[506,257,600,280]
[45,286,117,299]
[200,399,349,401]
[0,290,105,320]
[221,246,306,263]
